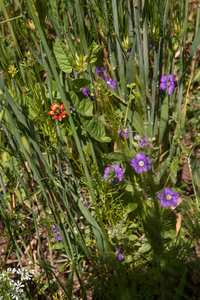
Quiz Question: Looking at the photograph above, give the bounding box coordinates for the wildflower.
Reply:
[48,103,67,121]
[149,38,166,49]
[103,164,124,184]
[158,187,179,208]
[70,104,75,111]
[84,202,90,208]
[94,66,106,78]
[104,76,116,89]
[82,87,94,102]
[159,74,178,95]
[119,127,129,139]
[113,247,123,261]
[51,226,63,241]
[113,247,120,252]
[131,153,151,174]
[117,253,124,261]
[127,48,132,55]
[138,137,148,148]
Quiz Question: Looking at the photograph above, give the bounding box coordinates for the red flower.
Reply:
[48,103,67,121]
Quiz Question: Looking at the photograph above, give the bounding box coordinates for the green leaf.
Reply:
[129,234,138,241]
[158,94,169,145]
[80,116,111,143]
[120,102,145,136]
[53,39,77,73]
[138,241,151,254]
[190,155,200,187]
[71,78,91,89]
[189,26,200,61]
[174,268,188,300]
[67,91,93,117]
[125,202,138,213]
[105,148,136,164]
[87,41,104,64]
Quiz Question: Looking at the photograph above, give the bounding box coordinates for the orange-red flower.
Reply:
[48,103,67,121]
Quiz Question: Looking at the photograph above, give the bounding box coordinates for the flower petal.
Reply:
[51,103,58,110]
[158,192,164,200]
[52,115,57,119]
[160,199,170,207]
[161,75,168,83]
[168,85,174,95]
[136,153,146,162]
[170,199,178,207]
[131,158,137,168]
[159,82,167,90]
[168,74,175,83]
[48,111,55,115]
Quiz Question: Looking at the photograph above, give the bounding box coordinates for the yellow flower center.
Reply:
[139,161,144,166]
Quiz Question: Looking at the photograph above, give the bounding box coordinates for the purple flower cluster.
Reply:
[82,87,94,102]
[52,226,63,241]
[113,247,123,261]
[103,164,124,184]
[159,74,178,95]
[102,150,179,210]
[94,66,116,89]
[119,126,129,139]
[158,187,179,208]
[131,153,151,174]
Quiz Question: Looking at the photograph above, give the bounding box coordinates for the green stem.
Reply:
[158,260,165,300]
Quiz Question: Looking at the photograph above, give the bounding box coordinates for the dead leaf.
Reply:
[175,213,182,243]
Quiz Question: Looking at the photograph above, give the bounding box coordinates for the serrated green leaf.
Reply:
[53,39,77,73]
[80,116,111,143]
[67,91,93,116]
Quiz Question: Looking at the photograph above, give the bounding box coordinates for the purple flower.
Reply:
[131,153,151,174]
[138,137,148,148]
[52,226,63,241]
[113,247,123,261]
[127,48,132,55]
[104,76,116,89]
[94,66,106,78]
[84,202,90,208]
[158,187,179,208]
[149,39,166,49]
[149,39,155,50]
[103,164,124,184]
[82,88,94,102]
[119,127,129,139]
[159,74,178,95]
[117,253,124,261]
[70,104,75,111]
[113,247,120,252]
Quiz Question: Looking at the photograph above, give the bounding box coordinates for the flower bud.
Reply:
[21,136,32,156]
[172,38,179,52]
[173,20,182,40]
